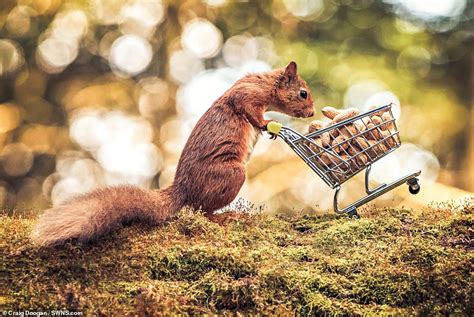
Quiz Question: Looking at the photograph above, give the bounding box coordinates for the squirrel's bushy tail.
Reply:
[31,186,181,246]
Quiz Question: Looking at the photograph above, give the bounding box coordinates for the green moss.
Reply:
[389,237,449,268]
[149,247,256,281]
[187,271,259,310]
[170,208,225,238]
[352,269,426,306]
[1,199,473,315]
[290,213,340,233]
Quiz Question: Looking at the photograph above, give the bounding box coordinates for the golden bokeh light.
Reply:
[6,5,35,37]
[91,0,129,25]
[397,46,432,78]
[119,0,166,38]
[0,103,21,134]
[109,34,153,76]
[18,0,59,15]
[282,0,325,20]
[36,37,79,73]
[0,39,24,75]
[51,10,88,41]
[138,77,170,118]
[181,18,223,59]
[1,143,34,177]
[0,0,471,212]
[19,124,69,154]
[169,49,204,83]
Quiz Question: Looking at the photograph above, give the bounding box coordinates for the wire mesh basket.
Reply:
[267,104,421,217]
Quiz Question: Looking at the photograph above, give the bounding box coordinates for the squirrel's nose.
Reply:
[308,109,314,117]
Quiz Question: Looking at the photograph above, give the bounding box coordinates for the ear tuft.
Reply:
[284,61,297,83]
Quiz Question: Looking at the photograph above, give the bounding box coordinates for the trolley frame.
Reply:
[266,104,421,217]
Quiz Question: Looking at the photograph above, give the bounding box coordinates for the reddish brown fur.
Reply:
[31,61,314,246]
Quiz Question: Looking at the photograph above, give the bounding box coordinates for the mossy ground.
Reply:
[1,199,473,316]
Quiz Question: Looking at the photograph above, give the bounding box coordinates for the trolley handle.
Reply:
[266,121,283,135]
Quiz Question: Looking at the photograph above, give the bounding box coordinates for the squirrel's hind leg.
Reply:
[198,164,246,216]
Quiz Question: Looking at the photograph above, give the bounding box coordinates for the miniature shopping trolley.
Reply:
[266,103,421,218]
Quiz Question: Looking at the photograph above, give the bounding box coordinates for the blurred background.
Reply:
[0,0,472,214]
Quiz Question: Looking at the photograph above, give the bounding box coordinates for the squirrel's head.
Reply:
[273,61,314,118]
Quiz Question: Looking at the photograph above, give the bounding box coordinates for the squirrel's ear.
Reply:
[283,61,297,84]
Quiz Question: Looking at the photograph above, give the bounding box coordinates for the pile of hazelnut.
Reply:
[306,106,399,180]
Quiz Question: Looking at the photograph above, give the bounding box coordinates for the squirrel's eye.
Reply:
[300,89,308,99]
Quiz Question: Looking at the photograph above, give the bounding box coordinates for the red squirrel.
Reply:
[31,61,314,246]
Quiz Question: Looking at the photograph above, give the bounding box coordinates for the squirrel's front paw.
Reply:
[261,120,273,131]
[262,120,279,140]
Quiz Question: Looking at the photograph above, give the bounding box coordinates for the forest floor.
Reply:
[1,199,473,316]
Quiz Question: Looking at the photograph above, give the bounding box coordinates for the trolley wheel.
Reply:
[407,179,420,195]
[347,208,360,219]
